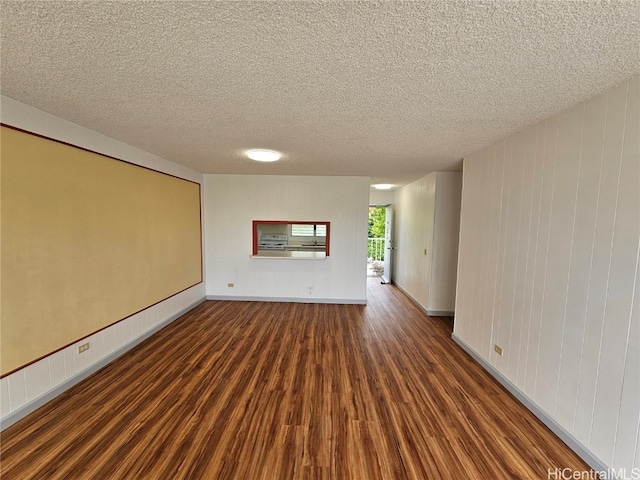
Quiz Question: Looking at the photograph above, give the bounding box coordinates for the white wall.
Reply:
[369,189,395,206]
[0,96,206,425]
[204,174,369,303]
[431,173,463,312]
[394,174,437,308]
[454,75,639,472]
[393,172,462,314]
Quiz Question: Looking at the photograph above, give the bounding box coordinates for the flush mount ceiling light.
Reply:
[373,184,394,190]
[247,149,281,162]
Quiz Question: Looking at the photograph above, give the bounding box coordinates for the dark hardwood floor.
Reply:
[1,278,592,479]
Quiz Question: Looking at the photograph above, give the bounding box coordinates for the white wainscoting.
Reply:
[1,286,205,428]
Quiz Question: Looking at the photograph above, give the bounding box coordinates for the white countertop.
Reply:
[252,250,327,260]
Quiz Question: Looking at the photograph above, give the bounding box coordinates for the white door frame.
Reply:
[381,205,394,284]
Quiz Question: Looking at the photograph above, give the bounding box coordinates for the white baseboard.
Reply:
[427,310,454,317]
[206,295,367,305]
[1,298,206,430]
[393,283,455,318]
[451,333,609,475]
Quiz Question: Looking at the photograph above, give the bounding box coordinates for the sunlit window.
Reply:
[291,224,326,237]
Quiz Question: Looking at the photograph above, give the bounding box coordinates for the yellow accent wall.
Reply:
[1,126,202,375]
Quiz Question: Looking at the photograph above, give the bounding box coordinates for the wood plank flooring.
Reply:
[1,278,593,479]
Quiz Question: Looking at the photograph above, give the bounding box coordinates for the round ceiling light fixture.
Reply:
[373,184,394,190]
[247,149,281,162]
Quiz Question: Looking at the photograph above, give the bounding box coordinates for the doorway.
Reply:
[367,205,394,283]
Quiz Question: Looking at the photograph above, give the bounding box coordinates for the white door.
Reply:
[381,205,394,284]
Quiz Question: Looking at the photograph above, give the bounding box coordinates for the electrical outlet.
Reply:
[494,344,503,356]
[227,283,234,288]
[78,342,90,354]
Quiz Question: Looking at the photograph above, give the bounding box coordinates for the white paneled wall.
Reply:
[1,97,206,425]
[394,174,436,309]
[431,173,463,312]
[454,75,639,471]
[393,172,462,314]
[204,175,369,303]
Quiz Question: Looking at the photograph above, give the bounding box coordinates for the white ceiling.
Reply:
[1,1,638,188]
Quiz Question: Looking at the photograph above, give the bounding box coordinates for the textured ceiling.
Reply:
[1,1,639,187]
